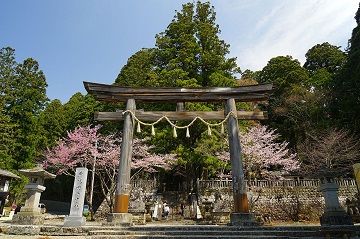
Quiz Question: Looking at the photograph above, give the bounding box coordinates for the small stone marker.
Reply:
[64,167,88,227]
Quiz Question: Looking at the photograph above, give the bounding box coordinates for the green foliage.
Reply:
[38,99,67,149]
[304,42,346,76]
[256,45,348,148]
[61,93,122,135]
[304,42,346,98]
[258,56,309,94]
[257,56,310,145]
[0,110,17,170]
[332,4,360,133]
[63,93,100,130]
[115,48,158,87]
[155,1,240,87]
[8,175,28,205]
[0,47,48,169]
[238,70,260,86]
[307,68,332,89]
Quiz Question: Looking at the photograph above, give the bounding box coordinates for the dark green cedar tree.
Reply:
[333,3,360,133]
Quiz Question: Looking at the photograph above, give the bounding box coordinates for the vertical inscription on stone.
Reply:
[69,167,88,217]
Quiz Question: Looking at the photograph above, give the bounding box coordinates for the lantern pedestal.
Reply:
[319,181,353,226]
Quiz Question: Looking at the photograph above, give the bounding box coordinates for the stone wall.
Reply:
[197,178,358,222]
[95,179,160,222]
[95,178,358,223]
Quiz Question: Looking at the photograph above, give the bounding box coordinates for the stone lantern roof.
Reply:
[0,169,21,179]
[18,166,56,179]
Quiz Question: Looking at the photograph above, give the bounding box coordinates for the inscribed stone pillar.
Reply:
[64,167,88,227]
[108,98,135,225]
[225,98,256,226]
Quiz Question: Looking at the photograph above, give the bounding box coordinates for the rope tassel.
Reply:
[207,125,212,136]
[186,127,190,138]
[173,127,177,138]
[221,123,225,134]
[151,125,156,136]
[137,121,141,133]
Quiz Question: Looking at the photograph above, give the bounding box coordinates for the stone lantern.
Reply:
[12,166,56,225]
[319,178,353,226]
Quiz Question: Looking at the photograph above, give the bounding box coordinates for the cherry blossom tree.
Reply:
[43,125,175,213]
[43,125,102,176]
[43,125,118,217]
[298,128,360,179]
[218,124,299,179]
[131,138,176,177]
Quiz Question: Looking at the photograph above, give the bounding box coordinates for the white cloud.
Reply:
[215,0,359,71]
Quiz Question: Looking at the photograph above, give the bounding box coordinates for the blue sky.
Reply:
[1,0,358,103]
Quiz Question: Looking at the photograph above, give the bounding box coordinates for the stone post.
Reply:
[107,98,135,225]
[64,167,88,227]
[225,98,256,226]
[12,167,55,225]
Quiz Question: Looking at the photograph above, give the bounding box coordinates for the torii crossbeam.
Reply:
[84,81,273,226]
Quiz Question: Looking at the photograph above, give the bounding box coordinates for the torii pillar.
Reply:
[226,98,256,226]
[107,99,135,225]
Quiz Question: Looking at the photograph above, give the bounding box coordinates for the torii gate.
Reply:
[84,81,272,225]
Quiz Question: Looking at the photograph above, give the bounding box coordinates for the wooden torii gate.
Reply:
[84,81,272,225]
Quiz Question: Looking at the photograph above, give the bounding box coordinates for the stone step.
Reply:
[22,224,359,239]
[89,235,295,239]
[131,226,320,231]
[38,225,321,235]
[88,229,319,237]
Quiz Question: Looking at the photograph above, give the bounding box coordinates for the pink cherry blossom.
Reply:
[218,124,299,179]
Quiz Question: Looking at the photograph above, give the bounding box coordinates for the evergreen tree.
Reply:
[0,47,17,169]
[304,42,346,92]
[38,99,67,149]
[63,93,100,130]
[304,42,346,76]
[155,1,239,87]
[115,48,158,87]
[0,47,48,169]
[257,56,310,147]
[0,106,17,170]
[333,3,360,132]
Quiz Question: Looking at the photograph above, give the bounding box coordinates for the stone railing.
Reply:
[197,178,357,190]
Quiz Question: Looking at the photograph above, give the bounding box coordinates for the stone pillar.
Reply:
[319,180,353,226]
[225,98,256,226]
[108,99,135,225]
[128,187,146,224]
[64,167,88,227]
